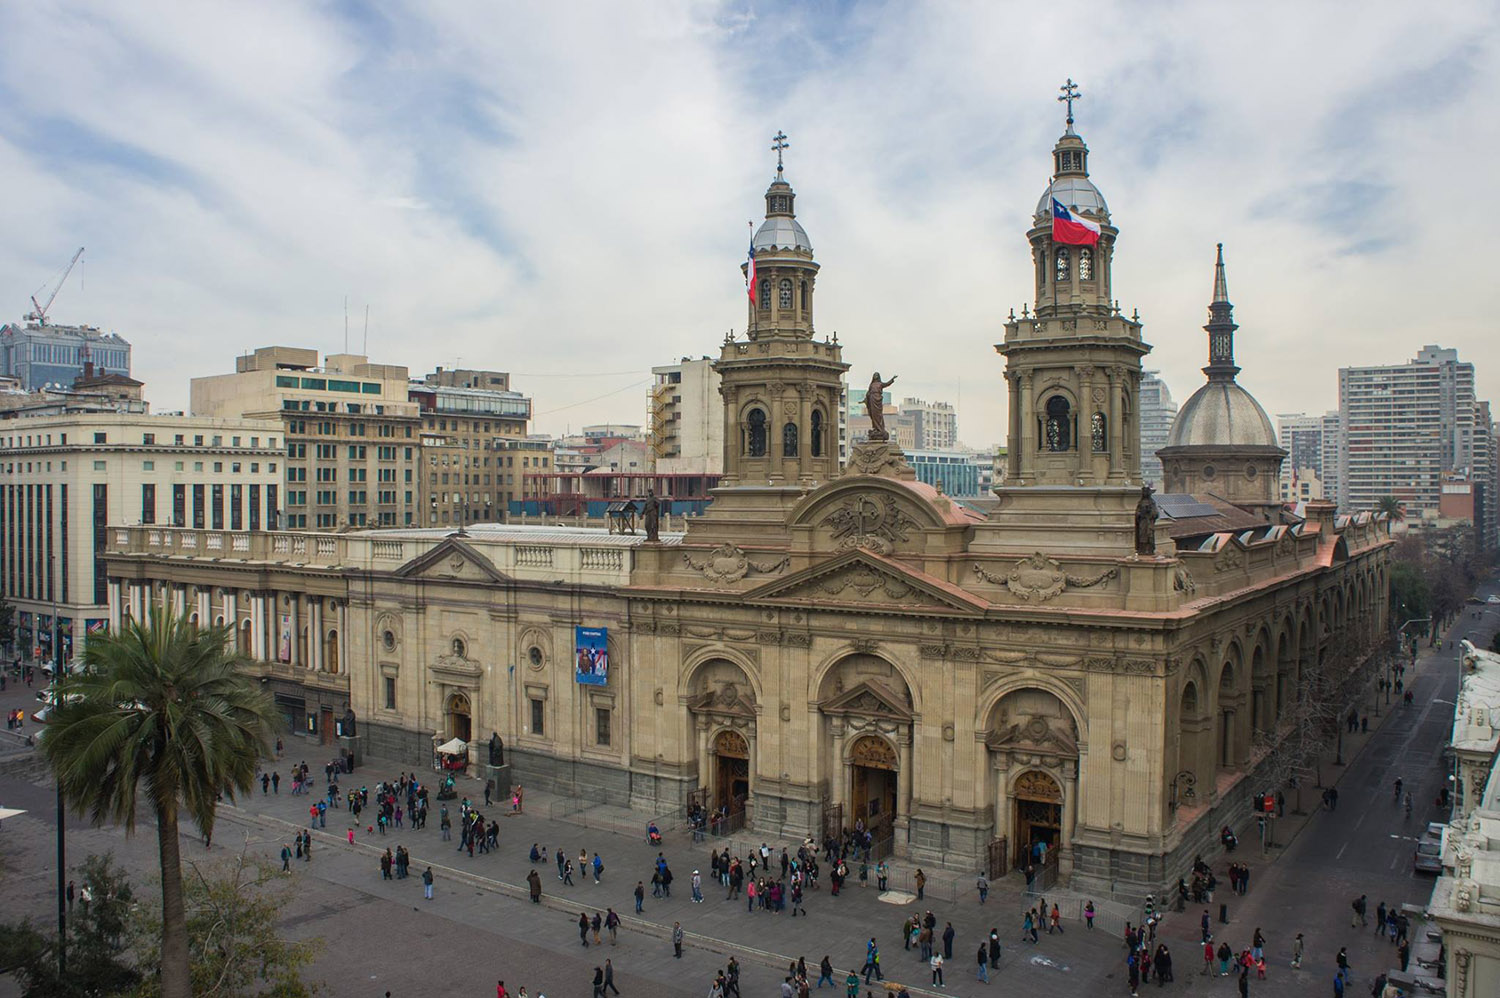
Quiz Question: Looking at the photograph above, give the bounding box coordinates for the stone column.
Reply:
[829,716,846,813]
[1060,763,1078,879]
[221,590,234,631]
[992,756,1010,847]
[250,593,265,660]
[171,585,186,621]
[107,580,123,633]
[336,601,348,675]
[1076,366,1095,483]
[288,596,300,667]
[196,589,211,627]
[1017,374,1036,482]
[309,598,323,672]
[895,727,913,847]
[1107,367,1124,480]
[696,716,710,794]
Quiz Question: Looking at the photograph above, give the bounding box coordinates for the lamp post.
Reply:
[49,554,66,978]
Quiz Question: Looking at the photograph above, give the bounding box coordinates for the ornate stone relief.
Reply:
[850,638,880,654]
[1012,769,1064,802]
[820,494,920,554]
[682,543,790,584]
[973,553,1118,603]
[1214,546,1244,572]
[820,565,914,601]
[1173,564,1197,596]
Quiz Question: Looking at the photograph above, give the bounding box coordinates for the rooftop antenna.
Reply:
[343,296,349,353]
[363,304,369,354]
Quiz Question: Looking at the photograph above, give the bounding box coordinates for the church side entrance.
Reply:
[849,734,898,847]
[1012,770,1063,869]
[713,729,750,815]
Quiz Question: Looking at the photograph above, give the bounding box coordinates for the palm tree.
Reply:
[1375,495,1405,522]
[40,612,280,998]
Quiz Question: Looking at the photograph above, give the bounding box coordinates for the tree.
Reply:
[0,591,16,653]
[39,614,281,998]
[1375,495,1405,522]
[130,848,323,998]
[0,853,141,997]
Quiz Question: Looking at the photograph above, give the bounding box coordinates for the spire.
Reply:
[1203,243,1240,381]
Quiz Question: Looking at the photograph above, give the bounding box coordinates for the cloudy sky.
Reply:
[2,1,1497,443]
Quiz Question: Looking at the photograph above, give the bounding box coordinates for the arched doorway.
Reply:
[849,735,898,844]
[713,729,750,814]
[446,692,472,744]
[1012,770,1063,868]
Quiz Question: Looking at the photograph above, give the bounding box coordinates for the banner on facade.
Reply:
[278,614,292,663]
[574,627,608,686]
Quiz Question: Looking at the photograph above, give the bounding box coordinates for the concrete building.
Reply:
[1,320,132,391]
[898,398,958,451]
[1,411,281,665]
[1276,411,1342,506]
[650,357,723,475]
[0,365,149,418]
[102,111,1390,893]
[1338,345,1482,520]
[1138,371,1177,487]
[191,347,422,529]
[408,368,532,527]
[905,449,987,496]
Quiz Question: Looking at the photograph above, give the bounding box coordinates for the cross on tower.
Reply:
[1057,79,1082,126]
[771,130,790,174]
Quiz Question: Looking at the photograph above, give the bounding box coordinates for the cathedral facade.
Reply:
[101,102,1390,894]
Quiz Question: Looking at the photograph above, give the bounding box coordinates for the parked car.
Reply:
[1413,836,1443,874]
[1487,594,1500,604]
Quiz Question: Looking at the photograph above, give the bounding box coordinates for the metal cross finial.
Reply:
[772,131,790,174]
[1058,79,1082,126]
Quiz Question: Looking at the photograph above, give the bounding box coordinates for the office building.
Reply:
[898,397,958,451]
[1,320,132,392]
[650,357,723,475]
[1,411,281,665]
[191,346,422,529]
[408,368,532,526]
[1138,371,1177,487]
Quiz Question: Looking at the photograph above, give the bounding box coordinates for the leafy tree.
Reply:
[1387,560,1431,623]
[130,849,323,998]
[0,853,141,997]
[39,614,281,998]
[0,591,16,651]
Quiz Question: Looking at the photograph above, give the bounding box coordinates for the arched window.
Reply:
[759,279,771,309]
[782,422,798,457]
[1091,411,1107,452]
[810,409,824,457]
[1044,395,1071,452]
[779,279,793,309]
[746,408,767,457]
[1078,247,1093,280]
[1054,247,1070,283]
[800,281,809,310]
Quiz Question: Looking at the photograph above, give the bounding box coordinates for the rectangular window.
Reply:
[230,484,243,530]
[384,677,397,710]
[93,460,106,470]
[142,432,155,445]
[91,483,108,605]
[595,707,611,747]
[299,377,327,390]
[173,484,186,526]
[267,484,278,525]
[531,698,545,737]
[142,460,154,471]
[141,483,156,524]
[192,484,205,528]
[93,432,106,443]
[211,484,224,529]
[249,484,261,531]
[275,375,297,388]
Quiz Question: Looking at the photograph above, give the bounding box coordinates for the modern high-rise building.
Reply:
[191,346,422,529]
[898,397,958,451]
[1338,345,1480,519]
[1275,411,1342,505]
[1137,371,1177,487]
[1,320,133,391]
[408,367,532,526]
[650,357,723,475]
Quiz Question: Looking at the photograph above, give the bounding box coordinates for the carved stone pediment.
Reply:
[821,679,914,720]
[688,681,757,718]
[395,537,509,585]
[818,492,922,555]
[430,653,483,680]
[746,550,988,613]
[1214,544,1244,572]
[986,713,1079,756]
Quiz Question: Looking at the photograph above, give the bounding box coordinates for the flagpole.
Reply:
[1048,177,1057,312]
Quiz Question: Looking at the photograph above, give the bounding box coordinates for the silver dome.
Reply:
[1166,381,1277,448]
[1037,176,1109,218]
[753,215,812,253]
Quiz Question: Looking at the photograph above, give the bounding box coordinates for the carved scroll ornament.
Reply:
[683,543,789,584]
[973,553,1118,603]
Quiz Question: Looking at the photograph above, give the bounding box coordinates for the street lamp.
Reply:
[48,554,66,978]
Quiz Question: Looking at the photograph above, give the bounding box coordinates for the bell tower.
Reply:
[714,132,848,488]
[996,80,1151,489]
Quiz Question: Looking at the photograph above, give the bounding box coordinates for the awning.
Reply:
[0,807,27,821]
[434,738,467,755]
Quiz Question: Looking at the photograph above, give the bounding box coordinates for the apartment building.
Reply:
[1275,411,1342,505]
[1138,371,1178,487]
[0,411,281,664]
[1338,346,1480,519]
[408,367,533,526]
[898,397,958,451]
[650,357,723,475]
[191,347,421,529]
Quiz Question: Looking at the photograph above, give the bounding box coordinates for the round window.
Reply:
[1201,464,1216,480]
[528,646,544,667]
[381,629,396,651]
[1245,464,1258,480]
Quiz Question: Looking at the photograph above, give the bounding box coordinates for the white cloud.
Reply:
[1,0,1497,442]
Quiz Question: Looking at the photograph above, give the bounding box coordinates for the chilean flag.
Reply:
[745,235,757,303]
[1052,197,1101,246]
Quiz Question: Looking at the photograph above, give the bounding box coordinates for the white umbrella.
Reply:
[434,737,467,755]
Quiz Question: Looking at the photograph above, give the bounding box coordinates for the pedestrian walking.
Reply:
[863,938,884,983]
[817,955,834,989]
[634,880,645,913]
[1238,967,1249,997]
[913,868,926,900]
[272,771,280,794]
[1292,932,1304,968]
[929,952,944,987]
[672,921,684,958]
[1050,904,1063,934]
[66,881,75,912]
[942,922,954,960]
[280,843,291,872]
[580,912,591,948]
[1085,900,1095,929]
[876,861,888,891]
[606,907,620,944]
[591,911,602,945]
[988,929,1001,969]
[603,958,620,996]
[422,866,433,900]
[593,851,604,884]
[1351,895,1367,928]
[692,869,703,903]
[591,966,604,998]
[528,868,542,904]
[1336,947,1349,980]
[976,872,988,903]
[1203,940,1215,976]
[977,944,988,983]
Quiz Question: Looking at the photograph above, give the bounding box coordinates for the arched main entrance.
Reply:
[446,692,472,744]
[849,735,898,844]
[1012,770,1063,868]
[713,729,750,814]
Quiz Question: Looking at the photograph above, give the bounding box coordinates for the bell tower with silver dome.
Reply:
[714,132,848,489]
[995,81,1151,494]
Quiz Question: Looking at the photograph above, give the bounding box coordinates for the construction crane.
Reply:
[26,247,85,325]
